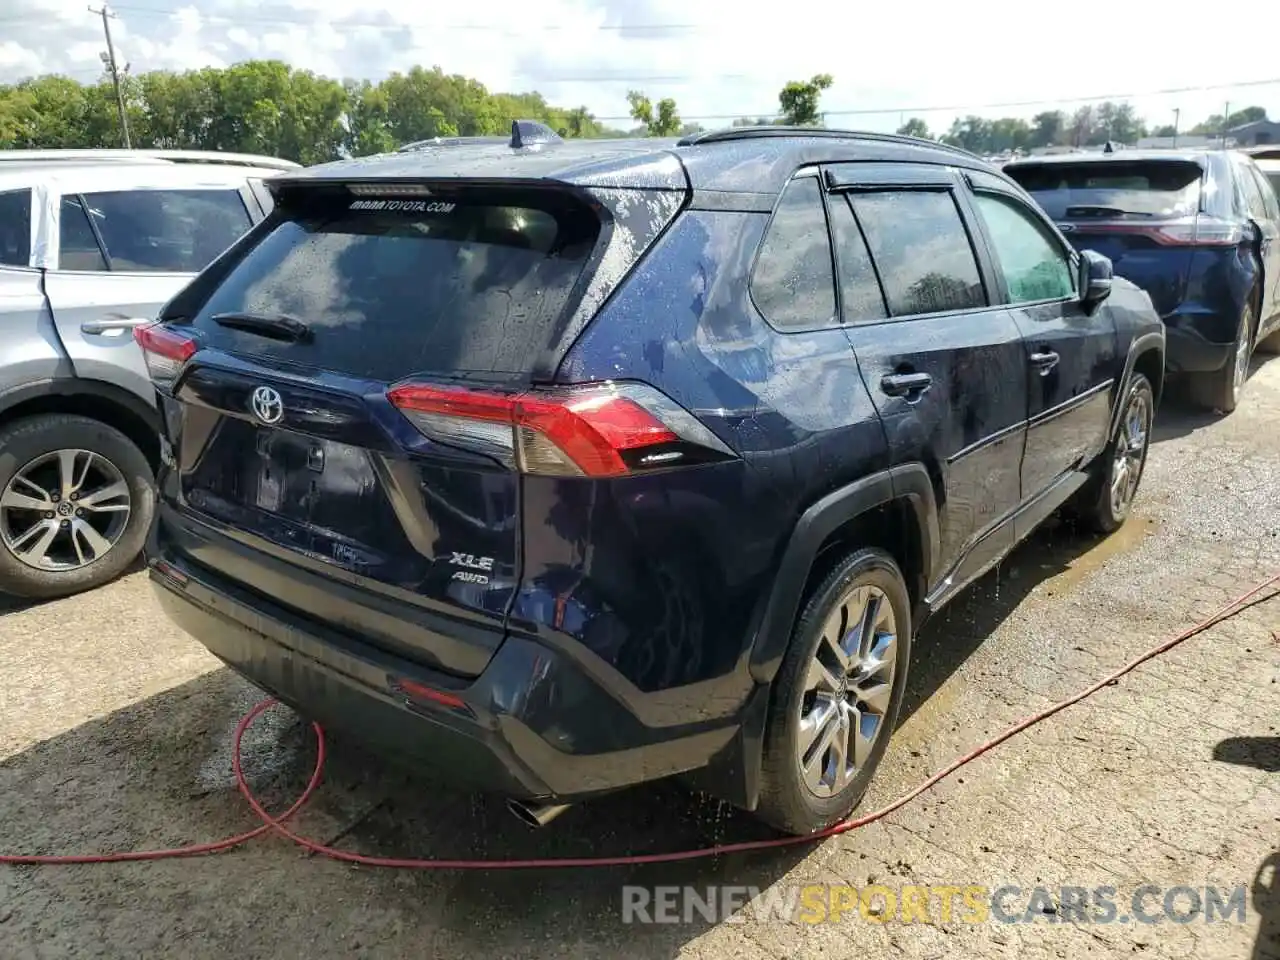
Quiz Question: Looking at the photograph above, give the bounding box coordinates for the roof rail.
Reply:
[676,125,984,162]
[0,148,300,170]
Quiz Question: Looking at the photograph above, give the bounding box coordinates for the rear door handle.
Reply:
[1029,350,1060,375]
[880,372,933,397]
[81,317,153,337]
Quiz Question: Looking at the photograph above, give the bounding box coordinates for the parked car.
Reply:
[0,150,293,599]
[141,122,1165,836]
[1004,149,1280,412]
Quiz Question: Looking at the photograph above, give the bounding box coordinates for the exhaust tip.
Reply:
[507,799,572,828]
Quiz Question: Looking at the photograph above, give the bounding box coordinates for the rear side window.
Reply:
[0,189,31,267]
[80,189,251,273]
[851,190,985,316]
[826,196,888,324]
[1005,160,1203,219]
[750,176,837,329]
[59,197,108,272]
[1246,164,1280,221]
[191,190,601,381]
[972,193,1075,303]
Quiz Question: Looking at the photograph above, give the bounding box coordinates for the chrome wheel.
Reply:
[796,584,897,798]
[1110,388,1151,518]
[0,449,132,571]
[1232,304,1253,399]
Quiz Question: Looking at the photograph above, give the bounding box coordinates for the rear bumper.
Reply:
[147,524,741,803]
[1163,322,1235,373]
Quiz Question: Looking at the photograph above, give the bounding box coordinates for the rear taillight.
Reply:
[387,381,735,477]
[134,323,196,388]
[1061,215,1244,247]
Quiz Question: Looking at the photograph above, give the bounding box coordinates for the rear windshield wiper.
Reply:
[1064,205,1155,219]
[211,311,313,343]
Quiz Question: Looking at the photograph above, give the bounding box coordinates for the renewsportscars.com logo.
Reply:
[347,199,458,213]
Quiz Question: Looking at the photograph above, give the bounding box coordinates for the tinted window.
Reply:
[1247,165,1280,221]
[80,189,250,273]
[0,189,31,267]
[191,190,600,381]
[851,190,985,316]
[973,193,1075,303]
[827,196,887,323]
[59,197,108,272]
[1006,160,1203,219]
[751,176,837,329]
[1237,163,1269,220]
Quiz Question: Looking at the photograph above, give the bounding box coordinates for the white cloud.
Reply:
[3,0,1280,134]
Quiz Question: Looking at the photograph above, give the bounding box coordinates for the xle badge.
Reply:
[449,552,494,585]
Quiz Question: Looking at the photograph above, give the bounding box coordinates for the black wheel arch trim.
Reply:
[747,463,939,684]
[1108,330,1165,442]
[0,378,161,435]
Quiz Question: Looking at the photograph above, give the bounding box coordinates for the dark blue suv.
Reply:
[1005,149,1280,413]
[140,123,1166,835]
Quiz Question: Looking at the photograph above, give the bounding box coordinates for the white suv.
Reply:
[0,150,296,599]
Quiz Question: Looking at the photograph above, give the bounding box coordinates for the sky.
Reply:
[4,0,1280,135]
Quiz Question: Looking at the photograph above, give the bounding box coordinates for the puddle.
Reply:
[1039,514,1157,598]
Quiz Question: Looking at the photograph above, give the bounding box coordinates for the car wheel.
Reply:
[0,414,154,600]
[753,547,912,836]
[1071,372,1154,536]
[1189,296,1254,413]
[1257,327,1280,355]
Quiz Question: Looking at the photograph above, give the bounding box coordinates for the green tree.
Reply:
[1191,105,1268,135]
[1029,110,1066,148]
[896,117,931,139]
[943,115,993,153]
[778,73,833,126]
[1150,124,1177,138]
[626,90,681,136]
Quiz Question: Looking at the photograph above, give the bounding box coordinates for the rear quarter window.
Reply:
[81,188,251,273]
[0,189,31,267]
[190,189,601,381]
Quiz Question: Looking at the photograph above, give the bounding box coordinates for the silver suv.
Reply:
[0,150,296,599]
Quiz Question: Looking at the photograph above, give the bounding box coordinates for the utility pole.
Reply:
[88,4,131,148]
[1172,108,1180,148]
[1221,100,1230,149]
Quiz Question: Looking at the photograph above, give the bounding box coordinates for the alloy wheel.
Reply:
[0,449,132,571]
[796,584,898,798]
[1109,388,1151,518]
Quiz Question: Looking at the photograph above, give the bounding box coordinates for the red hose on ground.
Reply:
[3,570,1277,870]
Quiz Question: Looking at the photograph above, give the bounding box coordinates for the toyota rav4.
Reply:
[141,122,1166,835]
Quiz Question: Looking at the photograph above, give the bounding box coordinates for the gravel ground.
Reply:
[1,356,1278,960]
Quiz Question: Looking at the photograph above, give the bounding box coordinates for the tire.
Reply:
[0,414,155,600]
[753,547,912,836]
[1188,295,1255,414]
[1257,327,1280,355]
[1069,372,1155,536]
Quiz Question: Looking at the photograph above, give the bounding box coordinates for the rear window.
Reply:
[191,189,600,381]
[1005,160,1204,219]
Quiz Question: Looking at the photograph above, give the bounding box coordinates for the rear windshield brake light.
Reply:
[387,381,735,477]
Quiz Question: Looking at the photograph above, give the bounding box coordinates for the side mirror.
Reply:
[1078,249,1113,310]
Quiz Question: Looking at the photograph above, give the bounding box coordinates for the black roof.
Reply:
[280,125,995,197]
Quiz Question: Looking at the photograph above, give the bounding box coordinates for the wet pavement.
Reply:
[1,356,1278,960]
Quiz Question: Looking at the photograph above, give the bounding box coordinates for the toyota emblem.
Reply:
[250,385,284,425]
